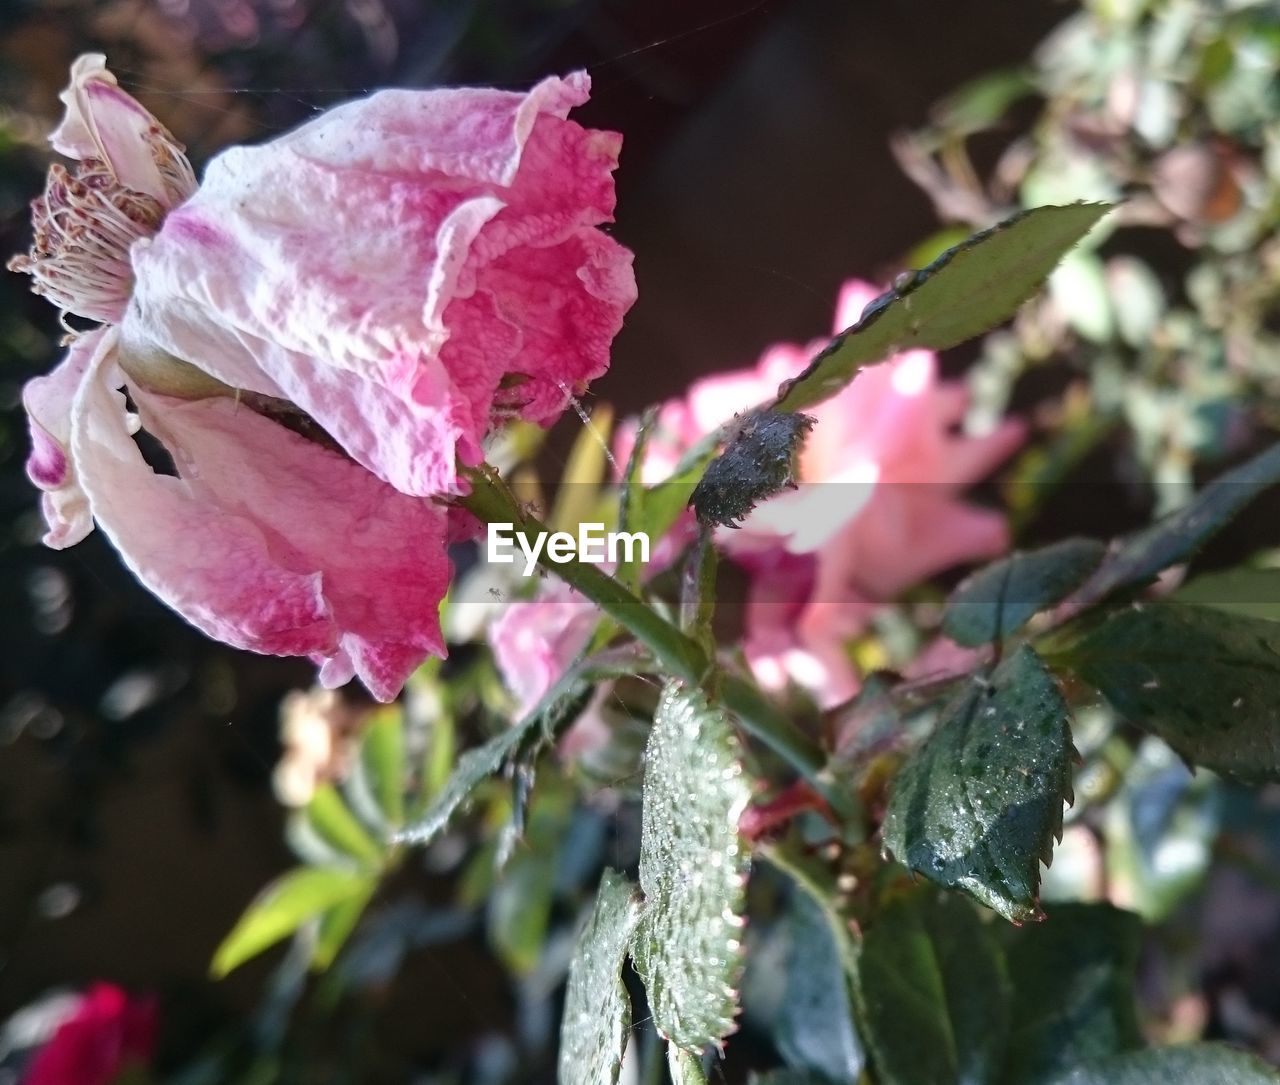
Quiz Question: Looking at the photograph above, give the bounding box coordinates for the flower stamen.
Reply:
[8,114,195,328]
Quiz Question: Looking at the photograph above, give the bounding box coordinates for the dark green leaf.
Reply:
[1175,567,1280,622]
[1000,904,1142,1084]
[854,892,1010,1085]
[559,871,643,1085]
[944,538,1107,646]
[1040,1045,1280,1085]
[1054,602,1280,781]
[757,840,856,977]
[774,204,1112,412]
[1071,442,1280,610]
[211,866,375,977]
[631,682,752,1052]
[882,646,1074,921]
[775,890,864,1083]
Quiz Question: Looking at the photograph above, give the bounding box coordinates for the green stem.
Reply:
[458,465,835,798]
[723,675,843,811]
[459,465,707,681]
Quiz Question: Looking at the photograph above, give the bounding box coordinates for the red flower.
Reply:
[22,984,156,1085]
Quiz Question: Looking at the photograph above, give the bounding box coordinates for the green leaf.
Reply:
[396,727,526,847]
[618,406,657,592]
[934,68,1036,135]
[854,892,1010,1085]
[396,661,603,847]
[311,880,376,971]
[304,785,383,867]
[488,775,574,975]
[1071,442,1280,610]
[1175,566,1280,622]
[359,708,406,828]
[775,890,864,1083]
[1053,602,1280,781]
[211,866,374,977]
[1000,904,1143,1084]
[668,1046,708,1085]
[882,646,1074,921]
[559,871,643,1085]
[1040,1045,1280,1085]
[774,204,1112,413]
[549,403,613,534]
[631,682,752,1052]
[944,538,1107,646]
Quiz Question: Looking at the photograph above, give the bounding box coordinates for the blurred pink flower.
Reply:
[489,576,598,717]
[21,983,156,1085]
[637,280,1025,706]
[488,578,614,756]
[12,55,635,701]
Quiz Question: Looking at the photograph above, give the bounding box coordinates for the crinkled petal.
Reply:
[120,295,466,496]
[127,70,634,472]
[23,328,116,548]
[466,231,635,427]
[71,347,448,701]
[278,71,595,186]
[51,54,173,203]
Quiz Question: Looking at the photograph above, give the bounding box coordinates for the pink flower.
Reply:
[638,280,1024,706]
[488,576,598,717]
[21,984,156,1085]
[11,55,636,701]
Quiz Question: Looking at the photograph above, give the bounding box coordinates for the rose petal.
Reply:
[120,295,467,497]
[71,347,448,701]
[125,71,634,490]
[51,54,174,203]
[488,578,596,715]
[814,487,1011,602]
[22,328,115,548]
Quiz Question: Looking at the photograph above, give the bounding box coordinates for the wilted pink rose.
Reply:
[11,55,636,701]
[21,983,156,1085]
[635,280,1024,706]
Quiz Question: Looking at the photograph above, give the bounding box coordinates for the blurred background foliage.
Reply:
[894,0,1280,518]
[1,0,1280,1082]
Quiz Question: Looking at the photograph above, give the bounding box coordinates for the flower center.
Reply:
[9,161,162,327]
[8,128,195,329]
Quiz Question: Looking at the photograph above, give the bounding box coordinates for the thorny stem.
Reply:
[457,464,833,796]
[459,464,707,681]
